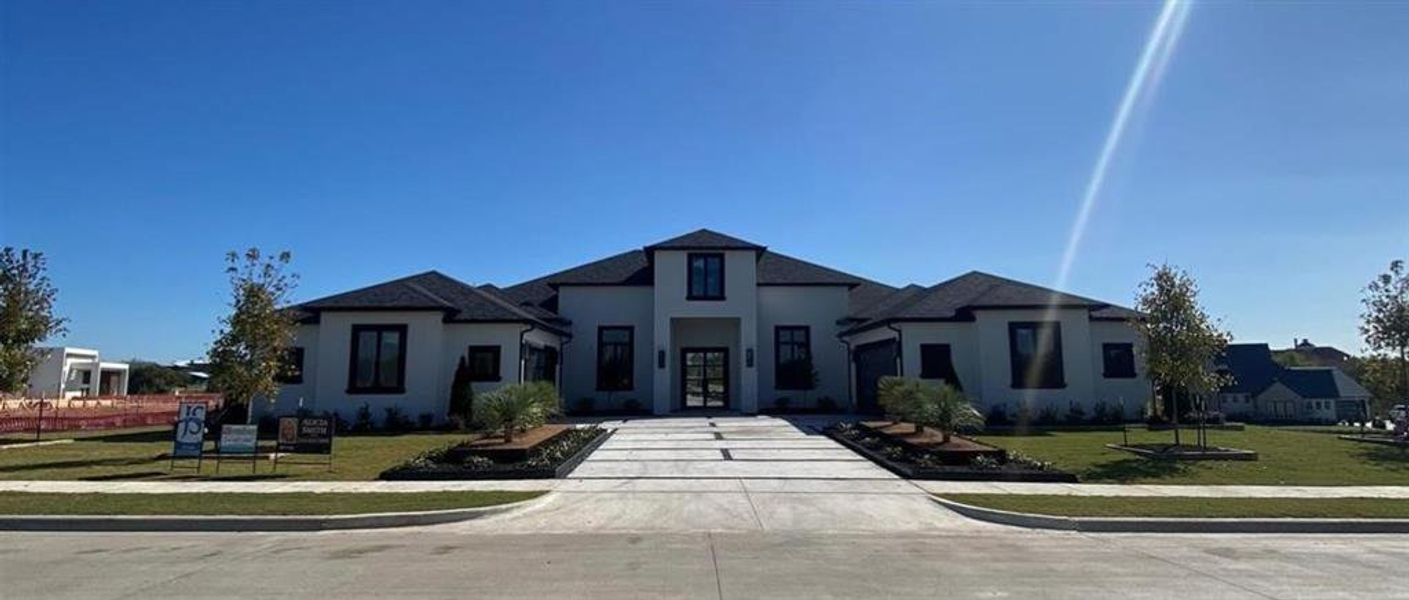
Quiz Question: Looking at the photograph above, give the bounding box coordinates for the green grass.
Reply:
[0,427,475,481]
[975,425,1409,485]
[940,493,1409,519]
[0,491,544,515]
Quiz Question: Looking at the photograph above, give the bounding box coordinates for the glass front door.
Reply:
[681,348,729,409]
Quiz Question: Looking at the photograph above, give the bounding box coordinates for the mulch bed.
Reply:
[860,421,1004,465]
[381,427,612,480]
[452,425,571,462]
[828,422,1077,482]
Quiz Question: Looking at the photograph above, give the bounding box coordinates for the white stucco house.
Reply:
[24,347,130,399]
[262,229,1151,424]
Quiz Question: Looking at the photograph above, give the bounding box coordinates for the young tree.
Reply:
[1361,260,1409,406]
[1130,263,1232,448]
[208,249,298,423]
[0,248,67,394]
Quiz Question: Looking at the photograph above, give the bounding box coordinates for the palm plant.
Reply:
[473,381,559,443]
[877,376,982,443]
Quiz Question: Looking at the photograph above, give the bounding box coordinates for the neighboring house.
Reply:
[1215,343,1371,423]
[262,229,1151,424]
[1272,338,1354,370]
[24,347,130,399]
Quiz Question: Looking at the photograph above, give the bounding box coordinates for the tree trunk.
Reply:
[503,425,514,444]
[1171,389,1182,447]
[941,431,951,445]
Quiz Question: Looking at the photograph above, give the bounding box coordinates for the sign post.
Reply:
[170,401,207,471]
[273,415,335,472]
[216,424,259,474]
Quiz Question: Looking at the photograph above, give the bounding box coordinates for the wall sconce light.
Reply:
[745,348,754,368]
[658,349,666,369]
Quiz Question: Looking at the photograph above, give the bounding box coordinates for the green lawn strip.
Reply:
[974,425,1409,485]
[940,494,1409,519]
[0,491,545,516]
[0,428,476,481]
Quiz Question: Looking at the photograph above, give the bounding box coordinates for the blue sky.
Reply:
[2,1,1405,362]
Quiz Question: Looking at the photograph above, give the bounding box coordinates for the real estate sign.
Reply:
[171,402,206,458]
[276,416,333,454]
[220,425,258,454]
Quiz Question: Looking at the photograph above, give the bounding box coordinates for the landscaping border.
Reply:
[1106,443,1259,461]
[0,493,548,532]
[826,428,1078,482]
[932,496,1409,534]
[380,428,613,480]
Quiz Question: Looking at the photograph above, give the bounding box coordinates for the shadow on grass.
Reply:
[82,429,173,444]
[78,471,170,481]
[1352,445,1409,472]
[165,473,293,482]
[0,456,162,474]
[1081,458,1192,483]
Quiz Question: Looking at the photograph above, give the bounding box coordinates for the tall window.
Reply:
[348,324,407,393]
[774,326,812,390]
[524,345,559,384]
[278,347,305,384]
[1102,343,1136,379]
[918,343,962,390]
[687,253,725,300]
[466,345,501,382]
[596,326,634,391]
[1008,322,1064,389]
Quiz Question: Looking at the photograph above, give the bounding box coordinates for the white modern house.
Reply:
[24,347,130,399]
[264,230,1150,424]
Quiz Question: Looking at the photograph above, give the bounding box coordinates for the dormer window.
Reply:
[687,253,725,300]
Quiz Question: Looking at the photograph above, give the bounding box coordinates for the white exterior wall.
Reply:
[897,322,980,397]
[24,348,127,399]
[268,324,320,415]
[971,308,1096,417]
[1088,320,1151,419]
[651,250,759,414]
[23,350,66,398]
[757,286,849,409]
[557,286,655,410]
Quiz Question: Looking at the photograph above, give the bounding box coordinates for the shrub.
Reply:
[1090,401,1110,424]
[447,355,474,429]
[986,404,1012,427]
[878,376,983,442]
[817,396,839,412]
[1035,405,1059,426]
[1015,403,1034,428]
[383,406,411,432]
[1006,451,1051,471]
[970,454,1001,470]
[573,397,595,415]
[473,381,560,442]
[622,398,642,413]
[774,397,792,410]
[1063,402,1086,425]
[418,412,435,430]
[353,403,375,433]
[330,411,351,434]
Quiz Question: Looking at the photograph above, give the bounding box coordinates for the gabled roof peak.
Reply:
[643,229,766,252]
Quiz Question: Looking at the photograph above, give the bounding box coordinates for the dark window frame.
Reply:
[1102,343,1137,379]
[523,344,559,385]
[686,253,726,301]
[466,345,502,382]
[347,324,408,394]
[1008,321,1066,389]
[278,347,305,384]
[773,325,813,390]
[918,343,962,390]
[596,326,635,392]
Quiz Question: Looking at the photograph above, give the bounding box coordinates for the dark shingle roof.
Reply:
[1217,344,1282,395]
[1279,368,1341,398]
[643,228,766,252]
[294,271,564,332]
[841,271,1137,332]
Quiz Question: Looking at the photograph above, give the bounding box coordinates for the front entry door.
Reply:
[854,339,898,413]
[681,348,729,409]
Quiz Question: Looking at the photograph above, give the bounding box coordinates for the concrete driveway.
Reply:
[434,415,991,534]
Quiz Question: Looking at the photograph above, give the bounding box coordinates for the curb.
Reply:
[0,493,549,532]
[931,496,1409,534]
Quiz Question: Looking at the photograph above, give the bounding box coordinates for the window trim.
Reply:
[347,324,408,394]
[686,252,726,301]
[918,343,962,390]
[1008,321,1066,389]
[1101,342,1137,379]
[466,345,502,382]
[596,326,635,392]
[773,325,813,391]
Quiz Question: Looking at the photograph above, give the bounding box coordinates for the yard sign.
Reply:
[170,401,207,470]
[216,424,259,474]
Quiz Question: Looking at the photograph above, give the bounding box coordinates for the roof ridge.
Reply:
[297,269,449,307]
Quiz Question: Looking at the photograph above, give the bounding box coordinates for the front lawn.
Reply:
[941,494,1409,519]
[0,491,544,515]
[975,425,1409,485]
[0,427,480,481]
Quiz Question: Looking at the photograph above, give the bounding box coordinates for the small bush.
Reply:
[817,396,839,412]
[1063,402,1086,425]
[474,381,560,442]
[1006,451,1052,471]
[970,455,1002,470]
[986,404,1012,427]
[418,412,435,430]
[330,411,351,434]
[1035,405,1059,426]
[1015,403,1034,427]
[774,397,792,410]
[353,403,375,433]
[622,398,642,413]
[573,397,595,415]
[383,406,412,432]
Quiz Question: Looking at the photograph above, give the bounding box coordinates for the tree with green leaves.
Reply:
[0,248,67,395]
[208,249,298,422]
[127,361,196,394]
[1361,260,1409,408]
[1130,263,1232,448]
